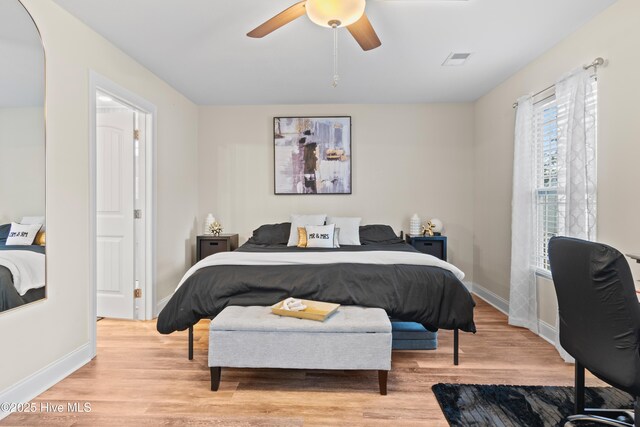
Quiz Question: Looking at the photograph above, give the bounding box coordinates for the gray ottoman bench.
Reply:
[209,305,392,394]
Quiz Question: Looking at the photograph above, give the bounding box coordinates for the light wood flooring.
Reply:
[2,298,602,426]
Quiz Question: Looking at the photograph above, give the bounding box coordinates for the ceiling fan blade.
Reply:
[347,13,382,51]
[247,1,307,38]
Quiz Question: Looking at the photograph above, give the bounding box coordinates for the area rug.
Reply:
[432,383,633,427]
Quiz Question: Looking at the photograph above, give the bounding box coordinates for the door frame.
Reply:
[89,71,157,357]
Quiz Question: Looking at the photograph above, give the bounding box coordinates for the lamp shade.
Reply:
[305,0,366,28]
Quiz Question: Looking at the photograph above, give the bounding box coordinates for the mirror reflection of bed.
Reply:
[0,0,46,313]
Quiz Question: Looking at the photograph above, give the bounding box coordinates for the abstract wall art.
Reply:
[274,116,352,195]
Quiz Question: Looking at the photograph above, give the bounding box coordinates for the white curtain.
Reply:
[552,67,598,361]
[509,68,598,361]
[509,94,539,334]
[556,68,597,242]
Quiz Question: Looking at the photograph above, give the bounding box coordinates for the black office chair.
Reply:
[549,236,640,427]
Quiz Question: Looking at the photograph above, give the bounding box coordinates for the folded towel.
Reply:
[281,297,307,312]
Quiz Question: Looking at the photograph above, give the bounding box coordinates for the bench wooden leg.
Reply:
[378,370,388,395]
[210,367,221,391]
[453,328,459,366]
[188,325,194,360]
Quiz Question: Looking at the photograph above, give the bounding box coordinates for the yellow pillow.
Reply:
[297,227,307,248]
[35,231,46,246]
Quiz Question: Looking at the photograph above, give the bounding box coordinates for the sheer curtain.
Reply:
[556,68,597,242]
[553,67,598,361]
[509,67,597,361]
[509,94,538,333]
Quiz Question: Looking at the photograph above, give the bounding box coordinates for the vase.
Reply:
[410,214,421,236]
[205,214,215,235]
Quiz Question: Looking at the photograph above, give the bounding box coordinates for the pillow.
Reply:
[305,224,337,248]
[327,216,361,245]
[287,214,327,246]
[21,216,45,229]
[247,222,291,245]
[297,226,340,248]
[0,223,10,245]
[296,227,308,248]
[35,231,46,246]
[359,224,403,245]
[6,222,42,246]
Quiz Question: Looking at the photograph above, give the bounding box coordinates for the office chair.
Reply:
[549,236,640,427]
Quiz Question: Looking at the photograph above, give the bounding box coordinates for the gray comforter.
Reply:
[0,245,46,311]
[157,242,476,334]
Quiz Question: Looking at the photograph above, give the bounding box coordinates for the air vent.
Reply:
[442,52,472,66]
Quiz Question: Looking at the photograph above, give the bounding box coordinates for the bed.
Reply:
[157,223,476,338]
[0,223,46,312]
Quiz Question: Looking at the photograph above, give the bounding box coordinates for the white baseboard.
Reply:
[471,281,559,346]
[155,294,172,318]
[537,319,557,346]
[0,343,93,420]
[469,282,509,315]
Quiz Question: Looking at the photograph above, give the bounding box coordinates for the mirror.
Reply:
[0,0,46,313]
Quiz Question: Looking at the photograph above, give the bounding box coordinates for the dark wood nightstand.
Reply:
[196,234,239,262]
[405,235,447,261]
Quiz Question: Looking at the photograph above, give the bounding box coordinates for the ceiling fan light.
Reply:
[306,0,366,28]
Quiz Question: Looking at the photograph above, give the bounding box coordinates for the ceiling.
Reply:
[52,0,617,105]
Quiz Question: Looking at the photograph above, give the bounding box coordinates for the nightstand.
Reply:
[196,234,239,262]
[405,235,447,261]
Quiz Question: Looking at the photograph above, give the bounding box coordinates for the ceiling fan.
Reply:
[247,0,382,51]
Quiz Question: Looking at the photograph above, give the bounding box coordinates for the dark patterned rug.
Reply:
[432,383,633,427]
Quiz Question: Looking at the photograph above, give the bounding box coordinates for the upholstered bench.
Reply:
[209,305,392,394]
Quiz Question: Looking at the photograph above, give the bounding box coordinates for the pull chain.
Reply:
[332,23,339,88]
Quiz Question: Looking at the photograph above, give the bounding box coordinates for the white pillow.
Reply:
[6,222,42,245]
[287,214,327,246]
[327,216,361,245]
[297,227,340,248]
[305,224,336,248]
[21,216,46,231]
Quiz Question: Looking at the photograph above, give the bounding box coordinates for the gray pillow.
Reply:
[359,224,403,245]
[247,223,291,245]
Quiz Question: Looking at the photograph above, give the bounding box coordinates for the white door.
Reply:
[96,110,135,319]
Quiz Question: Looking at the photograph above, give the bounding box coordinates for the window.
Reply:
[533,77,598,271]
[533,97,559,271]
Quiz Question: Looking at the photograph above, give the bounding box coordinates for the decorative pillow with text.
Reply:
[6,222,42,246]
[298,226,340,248]
[305,224,337,249]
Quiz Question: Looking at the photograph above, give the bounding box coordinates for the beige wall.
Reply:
[473,0,640,325]
[0,0,198,392]
[198,104,476,281]
[0,108,45,223]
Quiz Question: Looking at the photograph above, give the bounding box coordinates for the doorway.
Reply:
[89,72,156,356]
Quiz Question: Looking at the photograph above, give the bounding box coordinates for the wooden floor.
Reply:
[2,298,602,426]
